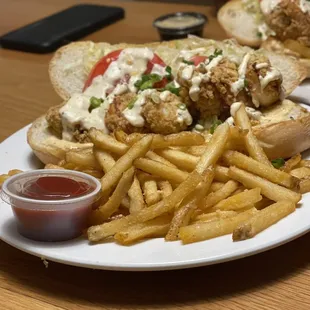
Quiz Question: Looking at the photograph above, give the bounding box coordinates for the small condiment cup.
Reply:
[0,169,101,242]
[153,12,208,41]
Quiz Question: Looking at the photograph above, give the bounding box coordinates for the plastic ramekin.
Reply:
[0,169,101,242]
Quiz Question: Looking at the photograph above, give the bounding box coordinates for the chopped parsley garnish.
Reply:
[165,66,172,81]
[89,96,104,113]
[209,49,223,62]
[182,59,194,65]
[244,79,249,88]
[271,158,285,169]
[177,103,187,110]
[210,119,223,134]
[257,31,263,38]
[134,73,162,90]
[127,97,137,109]
[164,82,180,96]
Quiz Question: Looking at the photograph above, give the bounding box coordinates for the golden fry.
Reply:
[223,150,297,188]
[158,180,173,198]
[114,215,171,245]
[229,167,301,204]
[99,135,153,196]
[214,165,231,183]
[212,188,262,211]
[94,148,116,172]
[156,149,198,171]
[88,170,202,242]
[281,154,301,172]
[210,182,225,192]
[145,151,176,168]
[89,128,128,155]
[179,208,258,244]
[233,201,295,240]
[233,102,272,167]
[95,167,135,221]
[200,180,239,211]
[290,167,310,179]
[193,210,238,223]
[134,158,189,183]
[143,179,161,206]
[128,176,145,214]
[65,150,101,169]
[196,122,230,174]
[298,177,310,194]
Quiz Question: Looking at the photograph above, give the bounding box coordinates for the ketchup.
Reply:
[20,176,93,200]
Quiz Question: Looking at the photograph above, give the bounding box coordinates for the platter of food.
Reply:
[1,36,310,271]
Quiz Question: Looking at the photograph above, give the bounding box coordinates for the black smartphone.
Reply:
[0,4,124,53]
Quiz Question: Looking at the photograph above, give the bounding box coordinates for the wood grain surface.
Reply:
[0,1,310,309]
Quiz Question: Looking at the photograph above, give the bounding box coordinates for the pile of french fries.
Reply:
[2,102,310,245]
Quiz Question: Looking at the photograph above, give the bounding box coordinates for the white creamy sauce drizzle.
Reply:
[151,63,167,76]
[195,124,204,131]
[182,65,194,80]
[205,55,223,79]
[122,89,155,127]
[259,67,281,89]
[231,53,250,96]
[189,75,202,101]
[60,94,109,140]
[257,23,276,41]
[300,0,310,13]
[60,48,155,140]
[176,108,193,125]
[159,90,171,101]
[260,0,281,15]
[230,101,243,118]
[179,48,206,61]
[255,62,269,69]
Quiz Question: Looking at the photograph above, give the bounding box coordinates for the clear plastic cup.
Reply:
[0,169,101,242]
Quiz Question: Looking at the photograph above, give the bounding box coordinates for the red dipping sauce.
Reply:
[21,176,93,200]
[1,170,101,242]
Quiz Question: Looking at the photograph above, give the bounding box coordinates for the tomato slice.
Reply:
[83,49,167,91]
[83,49,122,90]
[190,55,208,66]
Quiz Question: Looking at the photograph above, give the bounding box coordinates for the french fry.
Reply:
[200,180,240,211]
[128,176,145,214]
[186,145,208,157]
[94,167,135,221]
[281,154,302,172]
[145,151,176,168]
[8,169,23,176]
[134,158,189,183]
[233,102,272,167]
[299,177,310,194]
[158,180,173,198]
[156,149,198,171]
[298,159,310,168]
[179,208,258,244]
[214,165,230,182]
[94,148,116,172]
[211,188,262,211]
[143,180,161,206]
[44,164,65,170]
[121,196,130,209]
[255,197,273,210]
[114,215,171,245]
[81,169,104,179]
[229,167,302,204]
[283,39,310,58]
[0,174,9,186]
[196,123,230,174]
[89,128,128,155]
[123,132,205,148]
[88,170,202,241]
[223,150,297,188]
[65,150,101,169]
[99,135,153,196]
[233,201,296,241]
[225,126,247,151]
[231,186,246,195]
[193,210,238,223]
[290,167,310,179]
[165,169,214,241]
[210,182,225,192]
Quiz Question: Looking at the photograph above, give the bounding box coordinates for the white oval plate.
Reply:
[1,93,310,271]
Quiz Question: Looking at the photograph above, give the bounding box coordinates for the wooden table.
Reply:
[0,1,310,309]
